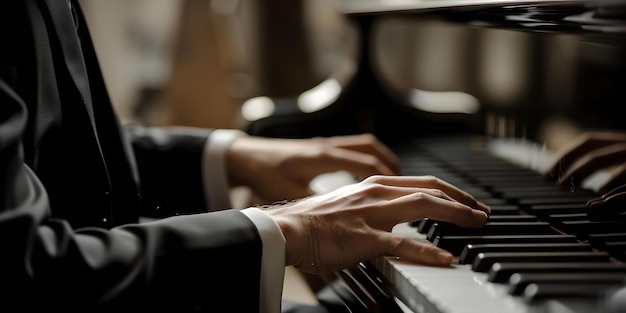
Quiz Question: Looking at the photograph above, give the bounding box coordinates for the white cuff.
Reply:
[202,129,247,211]
[241,207,286,313]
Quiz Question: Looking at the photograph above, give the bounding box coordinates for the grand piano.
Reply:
[243,1,626,312]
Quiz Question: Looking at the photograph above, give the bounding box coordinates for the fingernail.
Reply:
[478,202,491,215]
[473,210,488,221]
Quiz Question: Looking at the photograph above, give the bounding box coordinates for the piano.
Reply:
[243,0,626,312]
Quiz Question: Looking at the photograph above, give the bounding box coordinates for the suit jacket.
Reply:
[0,0,263,311]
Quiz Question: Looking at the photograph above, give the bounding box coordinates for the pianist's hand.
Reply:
[227,133,400,202]
[265,175,491,274]
[544,130,626,193]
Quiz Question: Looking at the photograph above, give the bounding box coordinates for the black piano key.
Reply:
[604,242,626,261]
[527,203,589,216]
[518,197,593,206]
[479,170,548,177]
[565,213,626,223]
[496,186,573,193]
[524,282,623,302]
[432,234,579,256]
[461,169,540,177]
[605,241,626,251]
[472,251,611,272]
[392,137,626,307]
[417,216,543,233]
[408,219,422,227]
[589,234,626,259]
[487,215,539,222]
[498,189,593,200]
[472,176,548,186]
[488,204,522,215]
[488,262,626,283]
[467,190,493,199]
[547,213,589,221]
[589,233,626,243]
[427,221,556,241]
[481,198,509,206]
[458,242,593,265]
[423,215,536,229]
[410,206,523,233]
[476,179,556,191]
[560,220,626,235]
[508,272,626,296]
[416,218,437,233]
[588,206,626,221]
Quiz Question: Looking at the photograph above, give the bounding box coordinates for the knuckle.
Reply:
[410,191,429,202]
[460,204,477,218]
[362,183,387,195]
[432,189,446,199]
[390,235,411,250]
[424,175,440,184]
[314,144,334,157]
[361,133,377,143]
[363,174,384,184]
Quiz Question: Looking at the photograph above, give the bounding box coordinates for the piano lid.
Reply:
[338,0,626,34]
[335,0,588,16]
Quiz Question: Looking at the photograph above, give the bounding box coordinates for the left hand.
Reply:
[543,130,626,193]
[226,133,400,202]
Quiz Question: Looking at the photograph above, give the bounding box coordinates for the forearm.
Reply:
[125,125,212,217]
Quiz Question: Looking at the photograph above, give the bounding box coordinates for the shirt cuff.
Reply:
[241,207,286,313]
[202,129,247,211]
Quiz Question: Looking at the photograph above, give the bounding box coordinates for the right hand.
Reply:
[265,175,490,274]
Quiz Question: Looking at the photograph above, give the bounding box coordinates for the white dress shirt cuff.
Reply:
[202,129,247,211]
[241,207,286,313]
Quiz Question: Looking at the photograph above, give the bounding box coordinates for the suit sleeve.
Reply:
[0,78,265,312]
[124,125,215,218]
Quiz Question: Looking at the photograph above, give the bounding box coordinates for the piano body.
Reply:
[243,1,626,312]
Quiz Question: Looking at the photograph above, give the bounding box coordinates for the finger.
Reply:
[321,148,397,177]
[376,231,454,266]
[558,144,626,186]
[373,191,488,229]
[546,133,626,179]
[326,134,401,175]
[364,175,490,214]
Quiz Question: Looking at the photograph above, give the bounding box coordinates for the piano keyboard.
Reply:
[315,135,626,313]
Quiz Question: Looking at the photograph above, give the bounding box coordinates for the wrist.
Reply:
[225,137,253,187]
[263,200,307,268]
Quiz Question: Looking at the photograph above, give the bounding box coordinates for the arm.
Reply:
[128,127,288,312]
[0,78,266,312]
[125,125,214,217]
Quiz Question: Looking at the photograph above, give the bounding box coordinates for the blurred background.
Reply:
[80,0,356,130]
[80,0,626,152]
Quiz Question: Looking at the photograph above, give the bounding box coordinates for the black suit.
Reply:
[0,0,264,311]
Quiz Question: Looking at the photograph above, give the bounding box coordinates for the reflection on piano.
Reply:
[244,0,626,312]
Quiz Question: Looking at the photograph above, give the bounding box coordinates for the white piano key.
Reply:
[374,252,605,313]
[314,139,617,313]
